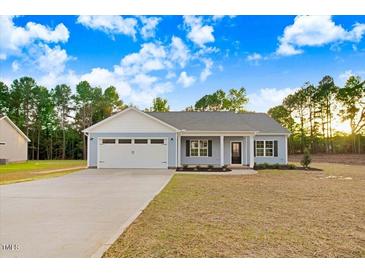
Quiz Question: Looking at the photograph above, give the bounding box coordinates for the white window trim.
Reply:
[189,139,209,157]
[256,140,275,157]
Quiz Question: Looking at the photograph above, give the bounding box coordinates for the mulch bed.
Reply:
[176,167,232,172]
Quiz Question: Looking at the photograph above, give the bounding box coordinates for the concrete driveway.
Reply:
[0,169,174,258]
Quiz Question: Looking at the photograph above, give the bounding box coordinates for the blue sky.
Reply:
[1,15,365,111]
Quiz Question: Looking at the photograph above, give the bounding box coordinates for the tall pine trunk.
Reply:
[62,127,66,160]
[37,127,40,160]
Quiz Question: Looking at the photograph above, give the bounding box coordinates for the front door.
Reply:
[231,142,242,164]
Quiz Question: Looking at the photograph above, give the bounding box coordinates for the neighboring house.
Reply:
[83,107,290,169]
[0,116,30,163]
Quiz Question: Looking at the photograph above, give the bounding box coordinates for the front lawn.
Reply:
[0,160,86,185]
[104,162,365,257]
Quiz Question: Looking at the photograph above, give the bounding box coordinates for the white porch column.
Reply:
[177,133,181,167]
[249,135,254,168]
[220,135,224,167]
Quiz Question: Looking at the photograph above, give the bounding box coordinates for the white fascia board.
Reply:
[181,130,258,136]
[83,107,179,133]
[256,132,291,136]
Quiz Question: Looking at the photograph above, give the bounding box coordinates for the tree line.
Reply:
[268,75,365,154]
[0,77,127,160]
[0,75,364,160]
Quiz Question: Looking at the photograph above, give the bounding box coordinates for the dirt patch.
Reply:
[289,153,365,165]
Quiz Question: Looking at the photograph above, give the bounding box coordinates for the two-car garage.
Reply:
[84,107,178,169]
[97,137,168,169]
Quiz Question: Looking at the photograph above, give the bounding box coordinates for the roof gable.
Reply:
[0,116,31,141]
[83,107,178,133]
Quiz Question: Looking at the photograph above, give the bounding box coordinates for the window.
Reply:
[190,139,208,157]
[256,140,275,157]
[102,139,115,144]
[190,140,199,156]
[134,139,148,144]
[151,139,165,144]
[199,140,208,156]
[118,139,132,144]
[265,141,273,156]
[256,141,265,156]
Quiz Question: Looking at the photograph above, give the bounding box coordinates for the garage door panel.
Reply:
[98,138,168,169]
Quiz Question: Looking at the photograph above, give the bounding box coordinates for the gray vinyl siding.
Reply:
[223,136,248,165]
[88,132,177,168]
[181,136,250,166]
[181,136,221,165]
[88,133,288,168]
[253,135,287,165]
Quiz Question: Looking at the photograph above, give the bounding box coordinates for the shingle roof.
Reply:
[147,111,289,134]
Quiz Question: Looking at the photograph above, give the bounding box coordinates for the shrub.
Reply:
[288,164,296,170]
[182,164,188,169]
[300,148,312,169]
[208,164,214,170]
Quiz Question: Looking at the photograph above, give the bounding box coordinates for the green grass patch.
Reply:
[0,160,86,185]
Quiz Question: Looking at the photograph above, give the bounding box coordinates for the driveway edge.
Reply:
[90,171,174,258]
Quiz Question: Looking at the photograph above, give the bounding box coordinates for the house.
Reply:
[0,116,30,163]
[83,107,290,169]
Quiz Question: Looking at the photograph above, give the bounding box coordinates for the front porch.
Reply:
[176,133,255,168]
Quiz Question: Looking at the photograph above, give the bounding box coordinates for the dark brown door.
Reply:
[231,142,242,164]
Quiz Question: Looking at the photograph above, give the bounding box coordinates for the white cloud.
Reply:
[200,58,213,82]
[35,44,70,75]
[38,70,78,90]
[115,42,170,76]
[196,46,219,56]
[131,73,157,90]
[338,69,365,84]
[247,53,263,62]
[177,71,196,88]
[11,61,19,72]
[128,81,173,106]
[77,15,137,39]
[0,15,69,60]
[183,16,215,47]
[18,41,174,108]
[212,15,225,21]
[140,16,161,39]
[166,71,176,79]
[339,70,355,82]
[276,16,365,56]
[247,88,297,112]
[211,15,236,22]
[170,36,189,68]
[80,67,132,97]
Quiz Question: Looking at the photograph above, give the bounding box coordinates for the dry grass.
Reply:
[289,153,365,165]
[104,162,365,258]
[0,160,86,185]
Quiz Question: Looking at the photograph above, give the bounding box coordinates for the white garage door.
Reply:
[98,138,168,168]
